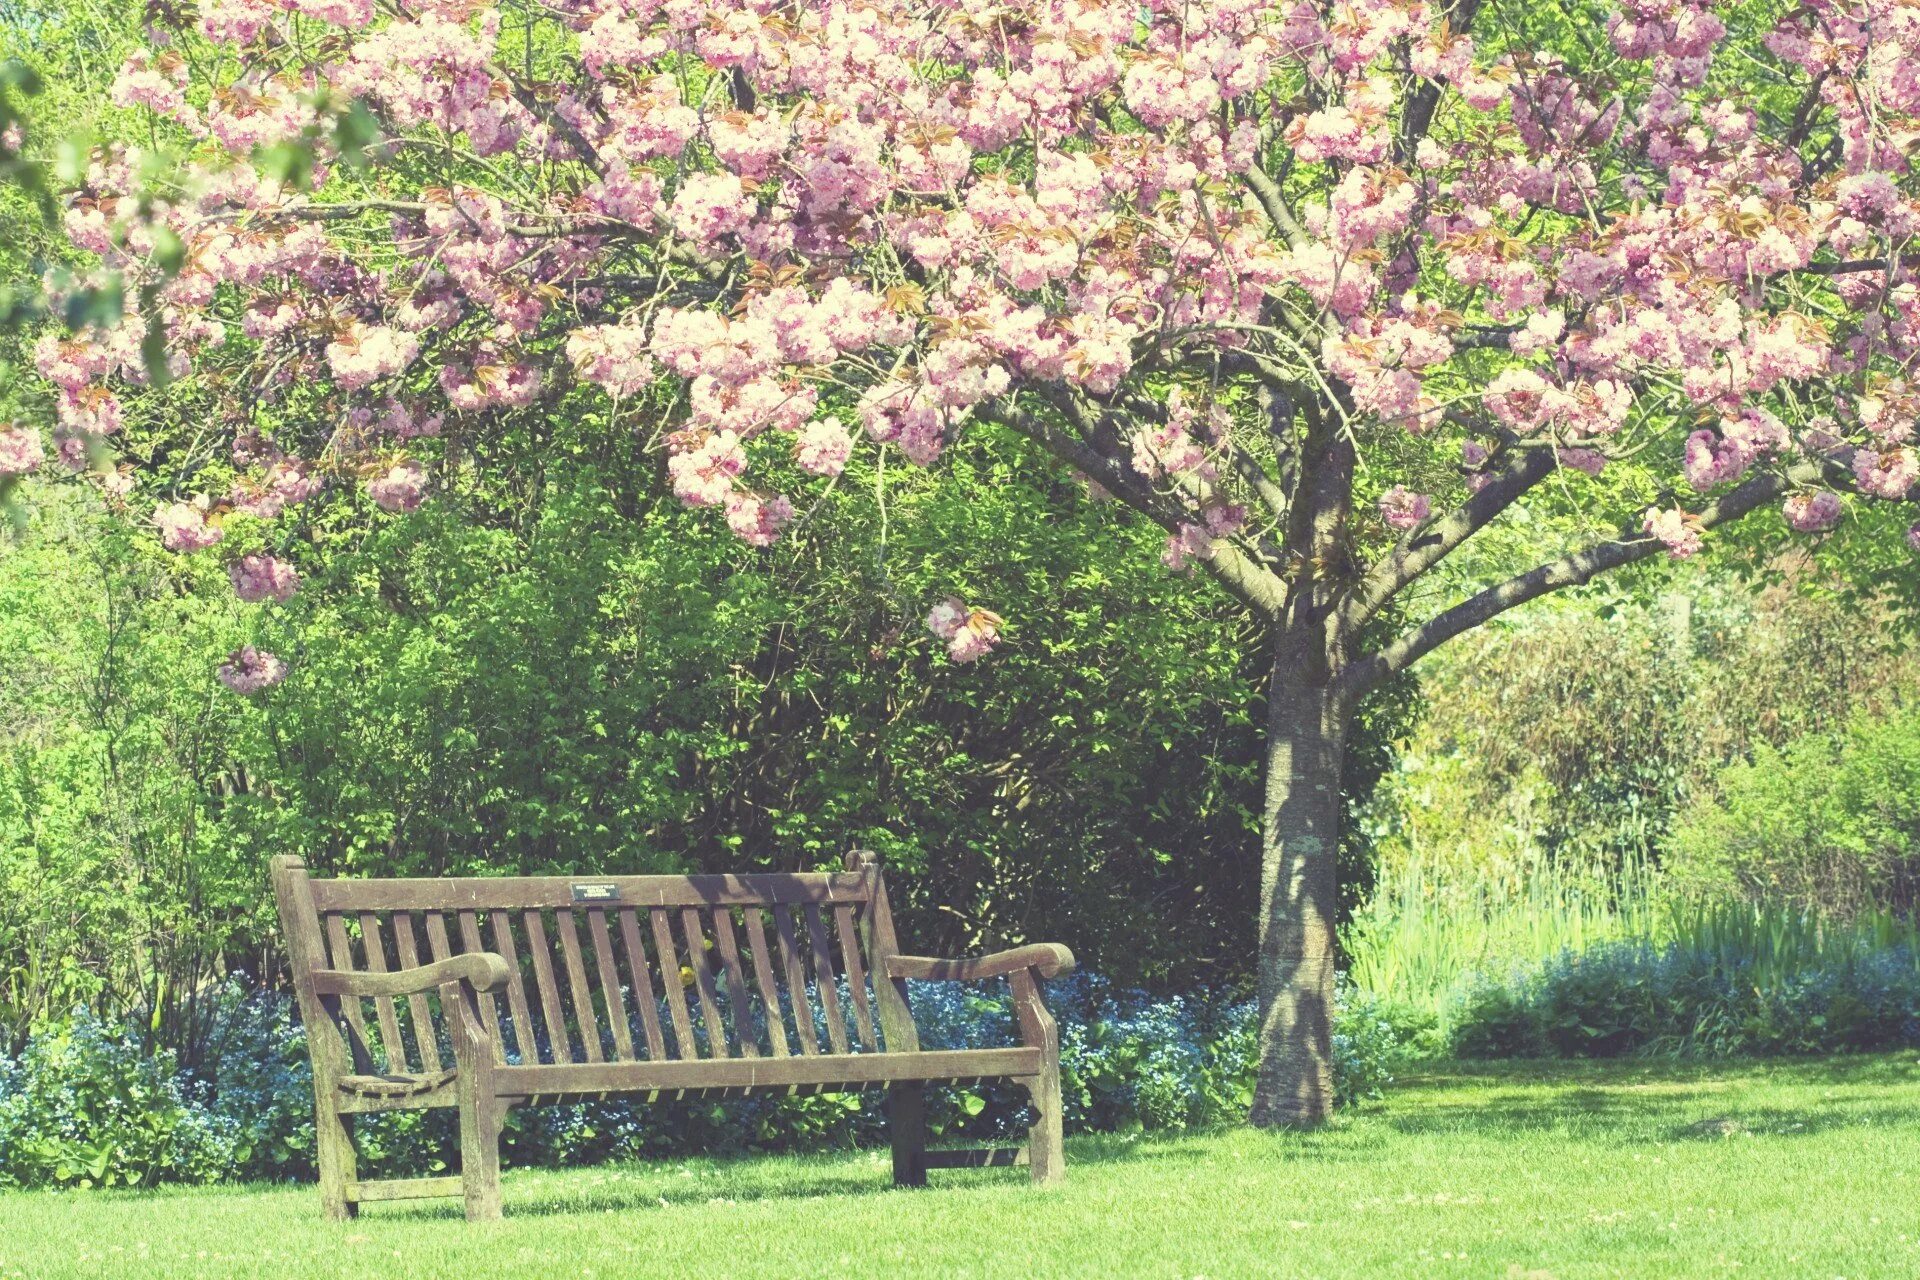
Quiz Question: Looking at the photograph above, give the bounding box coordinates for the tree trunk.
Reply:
[1247,633,1346,1128]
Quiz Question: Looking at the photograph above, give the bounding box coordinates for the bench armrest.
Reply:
[885,944,1076,982]
[311,953,513,999]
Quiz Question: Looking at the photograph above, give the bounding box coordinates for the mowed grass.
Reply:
[5,1056,1919,1280]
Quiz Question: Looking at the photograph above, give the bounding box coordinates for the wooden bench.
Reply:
[270,851,1073,1220]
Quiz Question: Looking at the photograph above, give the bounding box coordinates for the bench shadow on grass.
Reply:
[364,1131,1236,1222]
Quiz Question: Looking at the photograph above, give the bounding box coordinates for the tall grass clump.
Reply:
[1343,850,1920,1056]
[1340,849,1665,1037]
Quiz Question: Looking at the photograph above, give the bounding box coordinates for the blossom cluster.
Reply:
[927,599,1003,664]
[33,0,1920,693]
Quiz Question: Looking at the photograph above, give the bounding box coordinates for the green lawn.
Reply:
[5,1056,1918,1279]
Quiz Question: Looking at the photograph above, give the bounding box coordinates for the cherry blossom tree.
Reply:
[22,0,1920,1124]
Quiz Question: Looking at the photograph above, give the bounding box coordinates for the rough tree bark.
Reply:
[1248,631,1347,1127]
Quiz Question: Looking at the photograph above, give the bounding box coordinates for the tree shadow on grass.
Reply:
[1380,1058,1920,1144]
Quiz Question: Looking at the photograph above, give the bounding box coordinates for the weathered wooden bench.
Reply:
[270,851,1073,1220]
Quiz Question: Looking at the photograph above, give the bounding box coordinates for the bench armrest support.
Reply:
[311,953,513,999]
[885,944,1076,983]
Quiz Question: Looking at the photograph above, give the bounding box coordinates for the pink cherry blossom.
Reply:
[1783,491,1842,533]
[794,417,854,477]
[366,462,427,513]
[325,323,421,391]
[110,52,197,128]
[1378,486,1432,530]
[669,174,754,251]
[1643,507,1703,559]
[926,599,969,642]
[932,603,1003,664]
[155,502,224,552]
[0,425,44,476]
[667,431,746,507]
[568,324,656,397]
[228,553,301,603]
[723,491,793,546]
[1853,448,1918,501]
[218,645,288,694]
[232,462,321,519]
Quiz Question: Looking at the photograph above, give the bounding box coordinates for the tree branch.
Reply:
[1240,166,1309,250]
[981,396,1290,618]
[1395,0,1488,164]
[1794,257,1920,278]
[1336,460,1823,699]
[1336,444,1559,637]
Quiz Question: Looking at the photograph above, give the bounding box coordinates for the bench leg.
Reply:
[888,1082,928,1187]
[459,1089,504,1222]
[1026,1064,1064,1187]
[316,1106,359,1221]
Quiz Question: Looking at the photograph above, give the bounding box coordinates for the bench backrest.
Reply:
[271,853,920,1076]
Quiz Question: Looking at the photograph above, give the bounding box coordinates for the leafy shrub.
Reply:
[0,1012,238,1188]
[1448,939,1920,1061]
[1448,979,1547,1059]
[1670,704,1920,917]
[1328,985,1423,1105]
[190,982,317,1179]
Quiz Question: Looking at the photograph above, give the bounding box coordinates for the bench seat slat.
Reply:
[311,873,873,913]
[338,1069,458,1098]
[495,1047,1041,1098]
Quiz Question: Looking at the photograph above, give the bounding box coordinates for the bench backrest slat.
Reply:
[390,912,443,1074]
[742,909,791,1057]
[679,908,729,1058]
[805,904,851,1054]
[710,910,759,1058]
[553,909,605,1064]
[586,908,636,1061]
[322,914,379,1072]
[277,861,909,1072]
[488,910,537,1063]
[771,905,820,1055]
[835,905,880,1052]
[522,911,573,1065]
[357,911,413,1073]
[651,907,700,1058]
[449,911,507,1066]
[618,906,669,1058]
